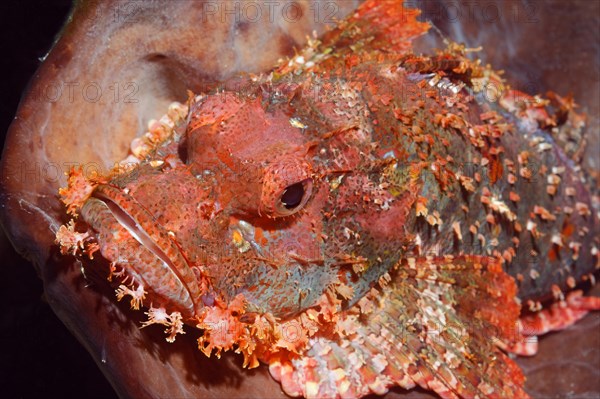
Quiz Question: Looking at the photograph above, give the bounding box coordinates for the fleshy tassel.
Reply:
[55,220,100,259]
[142,306,186,343]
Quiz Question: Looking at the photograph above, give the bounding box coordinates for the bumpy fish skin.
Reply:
[56,1,598,398]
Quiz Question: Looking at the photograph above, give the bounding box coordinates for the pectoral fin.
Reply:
[268,255,528,399]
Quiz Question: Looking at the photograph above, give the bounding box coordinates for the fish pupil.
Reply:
[281,182,305,209]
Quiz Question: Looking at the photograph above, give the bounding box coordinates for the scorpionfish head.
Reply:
[79,79,418,321]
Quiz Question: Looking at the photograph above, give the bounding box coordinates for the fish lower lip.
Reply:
[82,184,202,317]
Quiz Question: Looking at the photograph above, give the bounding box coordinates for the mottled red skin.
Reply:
[80,3,596,315]
[49,1,600,398]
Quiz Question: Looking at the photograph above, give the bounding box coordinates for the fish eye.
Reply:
[261,157,313,218]
[281,182,305,209]
[278,179,312,213]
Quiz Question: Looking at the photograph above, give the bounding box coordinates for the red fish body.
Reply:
[57,1,598,398]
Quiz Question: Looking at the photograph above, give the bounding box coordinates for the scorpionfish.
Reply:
[56,1,599,398]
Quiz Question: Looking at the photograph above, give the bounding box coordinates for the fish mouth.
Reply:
[81,184,203,318]
[98,194,172,266]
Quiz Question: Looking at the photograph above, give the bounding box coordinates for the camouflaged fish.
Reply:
[56,1,599,398]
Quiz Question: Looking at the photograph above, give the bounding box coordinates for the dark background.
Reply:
[1,1,118,398]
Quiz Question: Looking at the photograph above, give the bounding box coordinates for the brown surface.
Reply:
[1,1,598,398]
